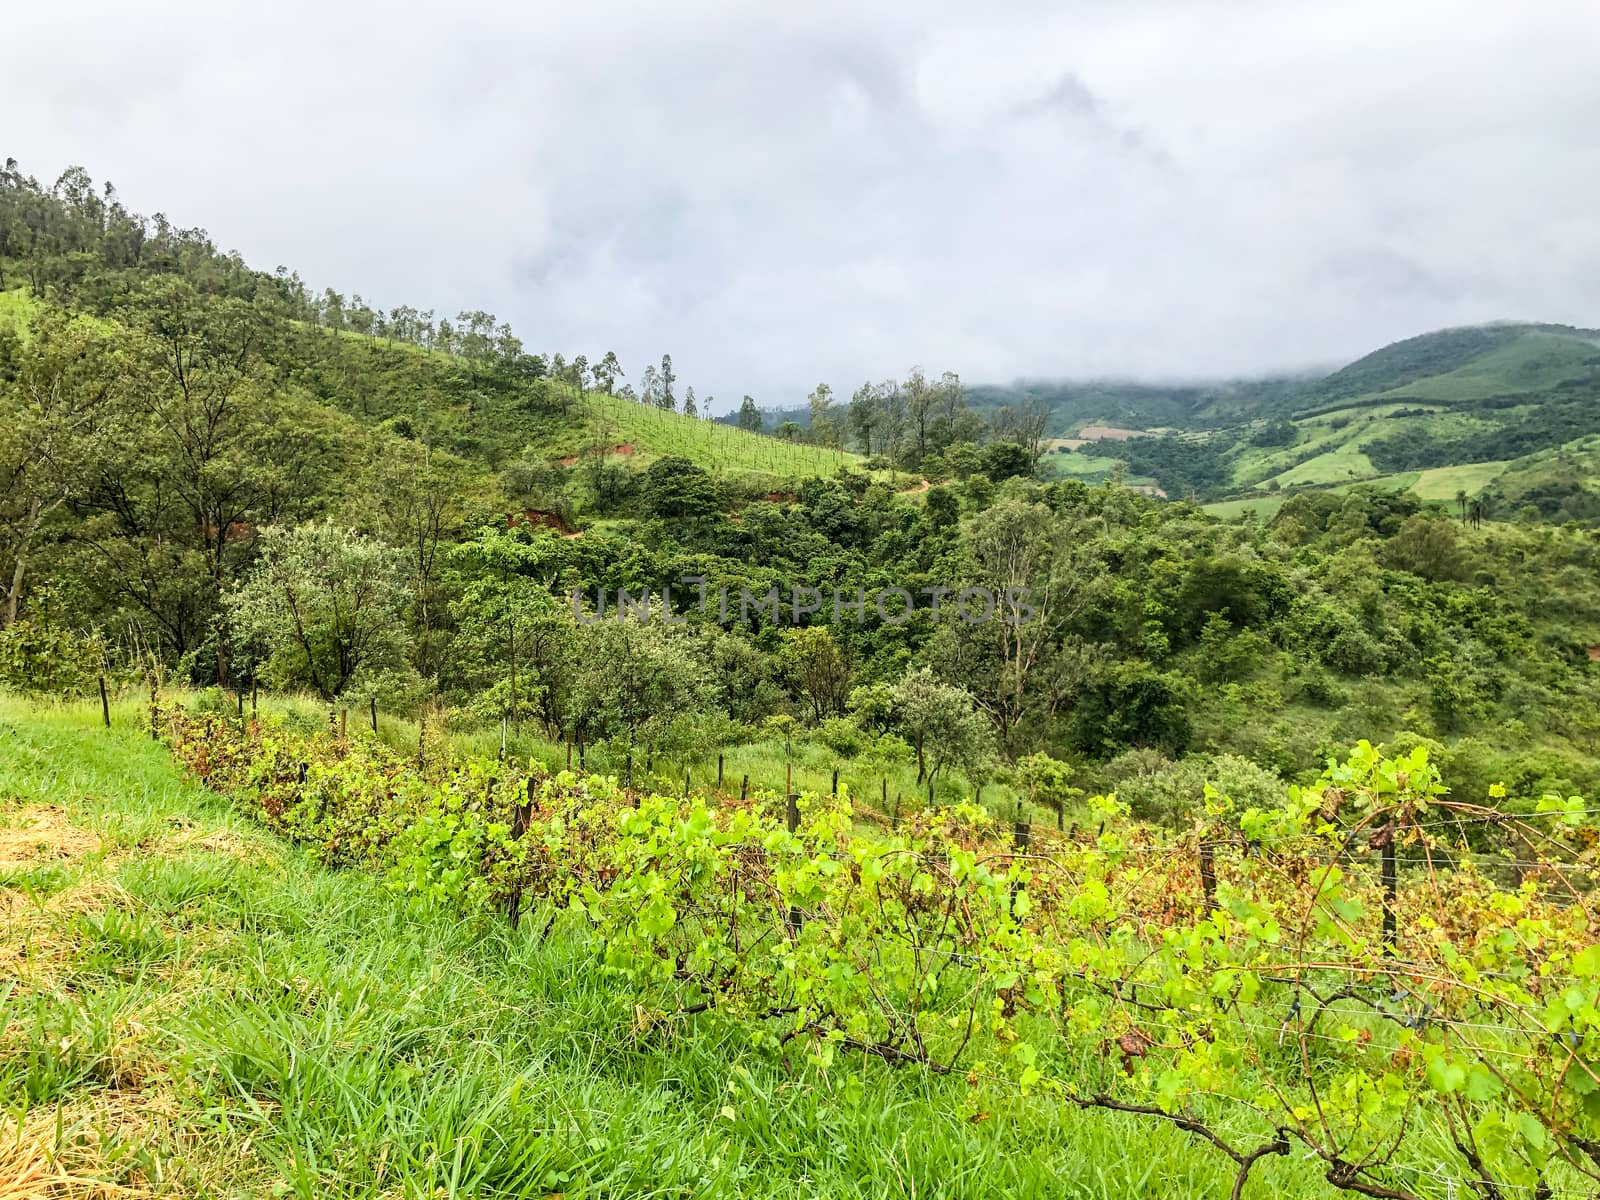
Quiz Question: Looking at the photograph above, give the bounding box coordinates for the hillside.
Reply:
[1000,323,1600,512]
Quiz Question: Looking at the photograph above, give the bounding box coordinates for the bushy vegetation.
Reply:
[133,699,1600,1199]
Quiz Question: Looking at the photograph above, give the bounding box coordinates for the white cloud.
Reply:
[5,0,1598,407]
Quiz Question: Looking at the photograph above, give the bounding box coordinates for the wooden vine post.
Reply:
[785,792,803,936]
[1381,836,1398,957]
[1199,841,1217,912]
[1010,808,1031,916]
[508,777,534,929]
[98,674,110,728]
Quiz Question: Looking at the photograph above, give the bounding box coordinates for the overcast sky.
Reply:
[6,0,1599,409]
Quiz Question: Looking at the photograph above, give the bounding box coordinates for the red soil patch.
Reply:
[765,491,797,503]
[1587,646,1600,662]
[557,455,580,468]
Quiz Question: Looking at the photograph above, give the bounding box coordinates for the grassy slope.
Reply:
[0,696,1368,1199]
[1363,331,1600,404]
[1192,328,1600,513]
[576,392,881,484]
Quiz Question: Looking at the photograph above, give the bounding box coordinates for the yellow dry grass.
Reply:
[0,1094,171,1199]
[0,808,100,874]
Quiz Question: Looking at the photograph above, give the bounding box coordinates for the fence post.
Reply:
[500,716,507,760]
[98,675,110,728]
[893,793,901,829]
[1382,838,1398,957]
[1199,842,1217,912]
[370,695,377,734]
[148,677,158,741]
[881,777,887,814]
[786,792,804,936]
[684,769,691,800]
[1010,814,1031,916]
[236,688,244,722]
[831,768,839,796]
[717,754,724,789]
[251,679,258,722]
[340,708,348,745]
[740,774,749,804]
[508,777,534,929]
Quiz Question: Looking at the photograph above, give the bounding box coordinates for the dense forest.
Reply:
[6,160,1600,817]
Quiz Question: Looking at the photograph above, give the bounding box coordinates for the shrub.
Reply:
[818,715,865,757]
[0,619,103,696]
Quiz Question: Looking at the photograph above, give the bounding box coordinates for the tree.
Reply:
[847,682,897,734]
[891,667,991,786]
[808,383,837,448]
[360,443,470,679]
[780,626,851,723]
[0,313,117,626]
[848,383,878,456]
[737,395,762,433]
[1016,751,1079,829]
[1383,513,1466,582]
[568,623,709,770]
[903,368,935,464]
[1070,662,1192,757]
[74,280,346,677]
[449,529,578,736]
[596,350,623,394]
[642,455,721,520]
[949,498,1105,754]
[227,523,412,700]
[658,354,676,411]
[683,385,697,418]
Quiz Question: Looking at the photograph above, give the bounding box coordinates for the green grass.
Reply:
[1410,461,1509,502]
[1268,442,1378,487]
[0,694,1379,1197]
[1201,494,1286,520]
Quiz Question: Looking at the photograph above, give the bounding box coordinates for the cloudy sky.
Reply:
[6,0,1599,409]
